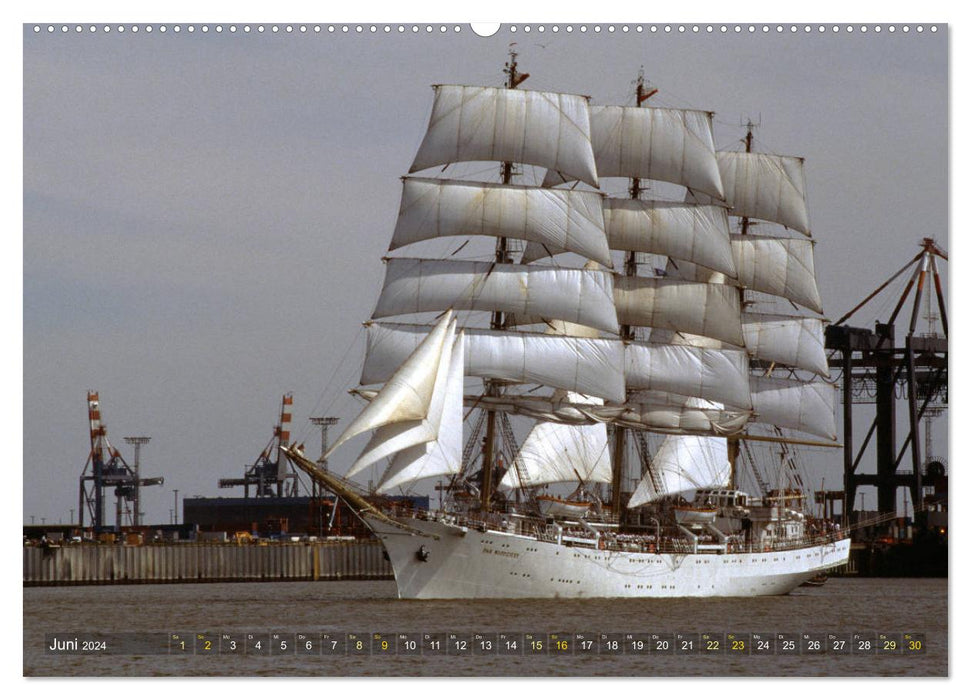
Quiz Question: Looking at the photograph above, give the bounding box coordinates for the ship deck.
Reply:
[385,506,849,557]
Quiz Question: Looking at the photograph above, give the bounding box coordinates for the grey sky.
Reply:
[23,24,948,525]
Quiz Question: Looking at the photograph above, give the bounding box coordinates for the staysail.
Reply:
[328,313,467,493]
[325,311,455,458]
[345,316,458,478]
[628,430,731,508]
[499,393,612,490]
[374,332,466,493]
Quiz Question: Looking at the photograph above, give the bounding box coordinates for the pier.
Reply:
[23,539,392,587]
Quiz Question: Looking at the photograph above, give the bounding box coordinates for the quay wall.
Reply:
[23,540,393,586]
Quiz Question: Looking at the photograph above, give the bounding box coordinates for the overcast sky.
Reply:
[22,23,948,526]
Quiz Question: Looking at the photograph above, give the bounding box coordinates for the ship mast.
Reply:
[727,119,756,489]
[480,48,529,512]
[610,71,656,520]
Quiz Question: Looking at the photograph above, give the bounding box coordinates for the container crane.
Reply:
[218,393,299,497]
[77,391,164,531]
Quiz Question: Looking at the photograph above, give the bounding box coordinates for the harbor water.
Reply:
[23,577,946,676]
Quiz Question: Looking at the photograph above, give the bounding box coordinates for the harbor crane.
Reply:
[78,391,164,531]
[824,238,947,524]
[218,393,300,497]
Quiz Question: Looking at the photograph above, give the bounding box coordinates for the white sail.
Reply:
[362,322,627,403]
[743,313,829,377]
[731,235,823,313]
[625,342,752,409]
[372,258,620,334]
[691,151,811,235]
[544,106,723,197]
[467,328,622,403]
[628,432,730,508]
[326,311,454,458]
[614,277,745,347]
[605,200,735,275]
[410,85,599,187]
[375,332,466,493]
[390,178,612,267]
[674,236,823,313]
[749,375,838,441]
[345,319,458,479]
[522,199,736,279]
[500,393,611,490]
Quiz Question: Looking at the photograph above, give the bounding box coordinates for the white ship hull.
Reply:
[366,515,851,599]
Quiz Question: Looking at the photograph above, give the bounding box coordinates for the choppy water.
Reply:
[24,578,946,676]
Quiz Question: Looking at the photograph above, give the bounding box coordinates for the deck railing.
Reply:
[395,507,850,556]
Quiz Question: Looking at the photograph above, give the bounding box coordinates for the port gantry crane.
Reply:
[218,393,300,498]
[824,238,948,524]
[78,391,164,531]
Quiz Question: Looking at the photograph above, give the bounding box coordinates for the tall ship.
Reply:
[286,52,850,598]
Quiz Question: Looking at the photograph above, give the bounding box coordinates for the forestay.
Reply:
[390,178,612,267]
[409,85,599,187]
[371,258,620,334]
[362,322,627,404]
